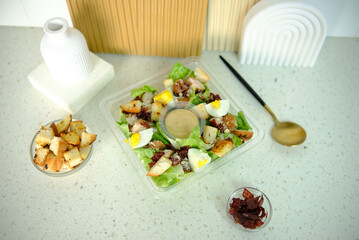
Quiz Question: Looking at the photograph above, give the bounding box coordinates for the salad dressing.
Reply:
[165,109,199,139]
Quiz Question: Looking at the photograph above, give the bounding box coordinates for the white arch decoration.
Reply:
[239,0,327,67]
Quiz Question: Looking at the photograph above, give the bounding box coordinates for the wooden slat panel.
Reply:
[67,0,208,57]
[203,0,260,52]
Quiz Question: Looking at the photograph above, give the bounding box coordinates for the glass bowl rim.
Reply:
[30,118,94,177]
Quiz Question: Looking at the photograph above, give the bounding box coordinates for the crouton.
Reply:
[151,102,165,122]
[210,140,234,157]
[80,132,97,148]
[164,78,174,89]
[147,156,172,177]
[222,113,238,129]
[66,144,77,151]
[70,120,87,137]
[203,125,218,144]
[49,137,68,158]
[56,115,72,134]
[231,129,254,141]
[191,103,209,119]
[120,100,142,113]
[63,147,82,169]
[50,122,59,136]
[163,149,174,158]
[43,152,64,172]
[79,146,91,160]
[194,68,210,83]
[33,147,50,167]
[60,131,80,145]
[147,141,166,150]
[35,127,55,147]
[141,92,155,106]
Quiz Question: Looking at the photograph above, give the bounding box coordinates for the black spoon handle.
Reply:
[219,55,266,107]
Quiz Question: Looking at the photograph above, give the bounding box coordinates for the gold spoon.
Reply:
[220,56,306,146]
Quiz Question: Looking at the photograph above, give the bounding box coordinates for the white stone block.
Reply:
[28,52,115,114]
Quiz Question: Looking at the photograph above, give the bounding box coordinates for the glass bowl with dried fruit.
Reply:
[30,115,97,176]
[227,187,272,232]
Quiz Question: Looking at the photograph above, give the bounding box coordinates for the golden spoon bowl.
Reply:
[265,105,307,146]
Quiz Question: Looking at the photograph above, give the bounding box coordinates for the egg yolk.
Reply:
[154,90,173,104]
[130,133,141,148]
[197,159,209,168]
[210,100,221,109]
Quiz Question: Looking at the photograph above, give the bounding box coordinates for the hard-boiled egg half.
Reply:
[205,100,230,117]
[130,128,153,148]
[188,148,211,172]
[154,89,175,107]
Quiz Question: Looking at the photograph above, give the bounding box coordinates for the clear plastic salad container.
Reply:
[99,57,264,196]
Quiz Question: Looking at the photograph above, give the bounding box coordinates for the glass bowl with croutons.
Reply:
[30,115,97,176]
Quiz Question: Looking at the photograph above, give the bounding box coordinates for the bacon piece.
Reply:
[151,152,165,162]
[171,154,181,166]
[209,117,227,133]
[228,188,267,230]
[178,146,189,159]
[136,108,152,122]
[148,161,156,168]
[208,93,221,103]
[242,188,254,199]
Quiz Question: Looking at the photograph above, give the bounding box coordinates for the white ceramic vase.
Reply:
[40,17,93,85]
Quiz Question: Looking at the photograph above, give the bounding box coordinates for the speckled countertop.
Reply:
[0,26,358,240]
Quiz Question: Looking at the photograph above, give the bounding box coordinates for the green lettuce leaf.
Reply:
[202,83,211,100]
[155,122,170,142]
[116,110,131,138]
[236,111,252,130]
[208,152,220,162]
[116,122,131,138]
[176,126,205,149]
[151,165,185,188]
[118,110,127,124]
[141,157,153,171]
[152,132,170,145]
[131,85,157,98]
[220,132,243,147]
[189,93,205,105]
[168,62,194,81]
[189,84,210,105]
[188,87,202,105]
[133,148,156,171]
[231,134,243,147]
[133,147,156,159]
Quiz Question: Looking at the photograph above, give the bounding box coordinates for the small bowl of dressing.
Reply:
[158,101,206,140]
